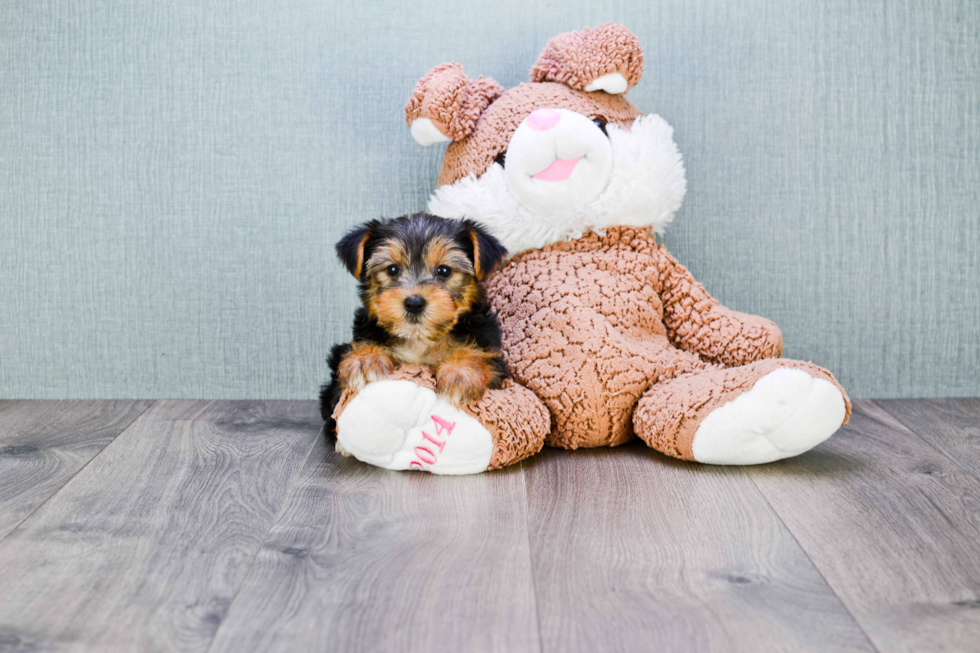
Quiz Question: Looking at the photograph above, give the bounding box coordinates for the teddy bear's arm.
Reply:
[654,245,784,367]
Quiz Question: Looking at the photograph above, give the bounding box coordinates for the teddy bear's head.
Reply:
[405,23,687,254]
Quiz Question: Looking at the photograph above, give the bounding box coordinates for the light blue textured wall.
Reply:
[1,1,978,399]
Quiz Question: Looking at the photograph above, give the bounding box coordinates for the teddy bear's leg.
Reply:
[633,359,851,464]
[331,367,549,475]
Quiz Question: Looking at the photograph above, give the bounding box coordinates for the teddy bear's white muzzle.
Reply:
[503,108,613,219]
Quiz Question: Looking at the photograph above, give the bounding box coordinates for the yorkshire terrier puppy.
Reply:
[319,212,508,441]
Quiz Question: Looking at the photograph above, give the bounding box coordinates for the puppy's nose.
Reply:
[403,295,427,314]
[527,108,560,131]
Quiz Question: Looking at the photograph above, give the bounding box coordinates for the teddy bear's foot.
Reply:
[633,360,850,465]
[332,366,550,474]
[335,379,495,474]
[689,368,846,464]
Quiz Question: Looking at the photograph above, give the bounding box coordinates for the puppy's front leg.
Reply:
[435,346,497,407]
[338,342,396,391]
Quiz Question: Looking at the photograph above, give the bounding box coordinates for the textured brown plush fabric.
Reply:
[530,23,644,92]
[655,243,785,366]
[486,226,849,450]
[405,62,505,142]
[438,83,642,186]
[332,365,549,470]
[632,358,852,460]
[470,376,551,469]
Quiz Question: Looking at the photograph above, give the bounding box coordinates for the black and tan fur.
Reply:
[319,213,508,438]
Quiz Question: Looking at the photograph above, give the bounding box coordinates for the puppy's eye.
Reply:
[385,264,400,277]
[494,151,506,168]
[435,265,452,279]
[593,118,608,135]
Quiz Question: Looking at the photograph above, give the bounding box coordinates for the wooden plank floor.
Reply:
[0,399,977,652]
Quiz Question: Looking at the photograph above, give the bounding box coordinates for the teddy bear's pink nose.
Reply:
[526,108,561,131]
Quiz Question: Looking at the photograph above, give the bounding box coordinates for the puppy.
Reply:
[319,212,508,443]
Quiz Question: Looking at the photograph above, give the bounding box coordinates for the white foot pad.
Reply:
[335,380,494,475]
[691,368,846,465]
[585,72,629,94]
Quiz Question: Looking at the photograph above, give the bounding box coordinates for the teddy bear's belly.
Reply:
[488,249,707,448]
[491,248,668,333]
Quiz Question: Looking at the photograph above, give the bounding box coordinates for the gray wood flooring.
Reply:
[0,398,977,652]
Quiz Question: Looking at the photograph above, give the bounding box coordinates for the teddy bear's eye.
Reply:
[594,118,608,135]
[494,151,507,168]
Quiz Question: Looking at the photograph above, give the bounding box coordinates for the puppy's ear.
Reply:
[335,221,376,279]
[463,220,507,281]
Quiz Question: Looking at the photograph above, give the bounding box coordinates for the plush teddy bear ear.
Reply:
[405,62,505,146]
[530,23,643,95]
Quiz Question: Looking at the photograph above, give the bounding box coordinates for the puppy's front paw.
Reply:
[436,359,490,407]
[338,344,395,391]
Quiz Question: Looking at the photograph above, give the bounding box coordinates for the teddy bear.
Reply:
[330,23,850,474]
